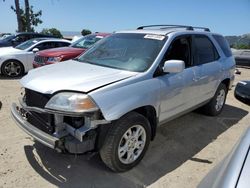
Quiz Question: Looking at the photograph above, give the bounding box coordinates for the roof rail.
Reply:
[137,25,210,32]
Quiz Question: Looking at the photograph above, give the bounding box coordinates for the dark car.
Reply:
[33,33,110,68]
[232,49,250,67]
[0,32,55,47]
[234,80,250,105]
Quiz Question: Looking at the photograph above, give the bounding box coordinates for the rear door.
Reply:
[192,34,221,102]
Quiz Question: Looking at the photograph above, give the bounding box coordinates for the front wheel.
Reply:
[100,112,151,172]
[1,60,24,77]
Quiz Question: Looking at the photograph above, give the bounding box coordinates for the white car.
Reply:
[0,38,71,77]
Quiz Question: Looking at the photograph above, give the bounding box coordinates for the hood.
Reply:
[21,60,138,94]
[37,47,86,57]
[0,47,22,56]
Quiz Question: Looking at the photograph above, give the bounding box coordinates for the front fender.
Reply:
[90,78,161,121]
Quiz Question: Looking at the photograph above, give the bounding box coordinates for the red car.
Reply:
[33,33,110,68]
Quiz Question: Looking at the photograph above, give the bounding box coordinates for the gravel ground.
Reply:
[0,68,249,188]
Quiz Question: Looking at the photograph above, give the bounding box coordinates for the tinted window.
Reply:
[34,42,57,51]
[213,35,232,57]
[55,42,70,47]
[194,35,219,65]
[163,36,192,68]
[15,35,28,42]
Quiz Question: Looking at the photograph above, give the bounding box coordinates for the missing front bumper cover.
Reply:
[11,102,110,154]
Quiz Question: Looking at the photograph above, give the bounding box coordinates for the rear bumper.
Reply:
[11,103,60,150]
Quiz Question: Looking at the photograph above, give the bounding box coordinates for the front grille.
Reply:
[25,88,51,108]
[34,55,48,64]
[24,88,54,134]
[27,112,54,134]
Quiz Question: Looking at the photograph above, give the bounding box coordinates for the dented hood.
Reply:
[20,60,137,94]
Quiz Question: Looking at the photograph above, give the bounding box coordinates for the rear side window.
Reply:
[194,35,219,65]
[213,35,232,57]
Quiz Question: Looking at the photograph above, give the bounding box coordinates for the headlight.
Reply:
[47,56,63,63]
[45,92,98,113]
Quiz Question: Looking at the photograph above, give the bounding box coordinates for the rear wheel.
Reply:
[200,83,228,116]
[1,60,24,77]
[100,112,151,172]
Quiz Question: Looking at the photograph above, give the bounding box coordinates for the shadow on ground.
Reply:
[23,104,248,188]
[0,74,24,80]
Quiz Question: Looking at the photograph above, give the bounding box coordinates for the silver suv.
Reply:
[11,25,235,172]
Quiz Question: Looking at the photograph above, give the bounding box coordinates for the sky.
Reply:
[0,0,249,36]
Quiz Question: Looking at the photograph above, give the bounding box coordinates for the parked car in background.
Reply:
[0,33,12,40]
[232,49,250,67]
[33,33,110,68]
[0,38,71,77]
[11,25,235,172]
[235,80,250,105]
[0,32,55,48]
[198,126,250,188]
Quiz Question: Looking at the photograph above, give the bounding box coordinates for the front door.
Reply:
[158,35,200,122]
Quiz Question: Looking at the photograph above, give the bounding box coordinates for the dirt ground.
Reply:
[0,68,249,188]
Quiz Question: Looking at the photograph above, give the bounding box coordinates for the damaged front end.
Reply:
[11,88,109,153]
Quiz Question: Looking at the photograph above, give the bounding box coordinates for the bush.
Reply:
[41,28,63,38]
[81,29,91,36]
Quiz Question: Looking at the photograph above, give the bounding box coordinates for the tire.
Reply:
[100,112,151,172]
[200,83,228,116]
[1,60,24,77]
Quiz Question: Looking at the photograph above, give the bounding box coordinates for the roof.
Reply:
[116,25,216,36]
[29,37,71,43]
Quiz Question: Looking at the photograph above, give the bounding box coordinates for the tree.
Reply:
[81,29,92,36]
[41,28,63,38]
[23,5,42,32]
[24,0,30,31]
[5,0,42,32]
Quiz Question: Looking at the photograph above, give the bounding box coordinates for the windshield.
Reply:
[77,33,166,72]
[15,38,44,50]
[71,34,104,49]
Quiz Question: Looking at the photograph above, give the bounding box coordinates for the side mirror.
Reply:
[163,60,185,73]
[32,48,39,53]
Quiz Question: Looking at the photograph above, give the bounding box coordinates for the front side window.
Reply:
[163,36,192,68]
[77,33,167,72]
[194,35,219,65]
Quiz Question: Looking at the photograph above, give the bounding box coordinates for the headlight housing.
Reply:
[45,92,98,113]
[47,56,63,63]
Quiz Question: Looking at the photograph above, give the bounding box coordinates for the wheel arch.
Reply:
[95,105,158,151]
[132,105,158,140]
[1,59,25,74]
[221,78,231,91]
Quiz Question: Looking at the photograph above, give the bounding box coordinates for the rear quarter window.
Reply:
[213,35,232,57]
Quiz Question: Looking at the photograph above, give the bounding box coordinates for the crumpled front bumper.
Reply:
[11,103,60,150]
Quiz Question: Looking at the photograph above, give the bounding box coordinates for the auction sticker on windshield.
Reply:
[144,34,165,40]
